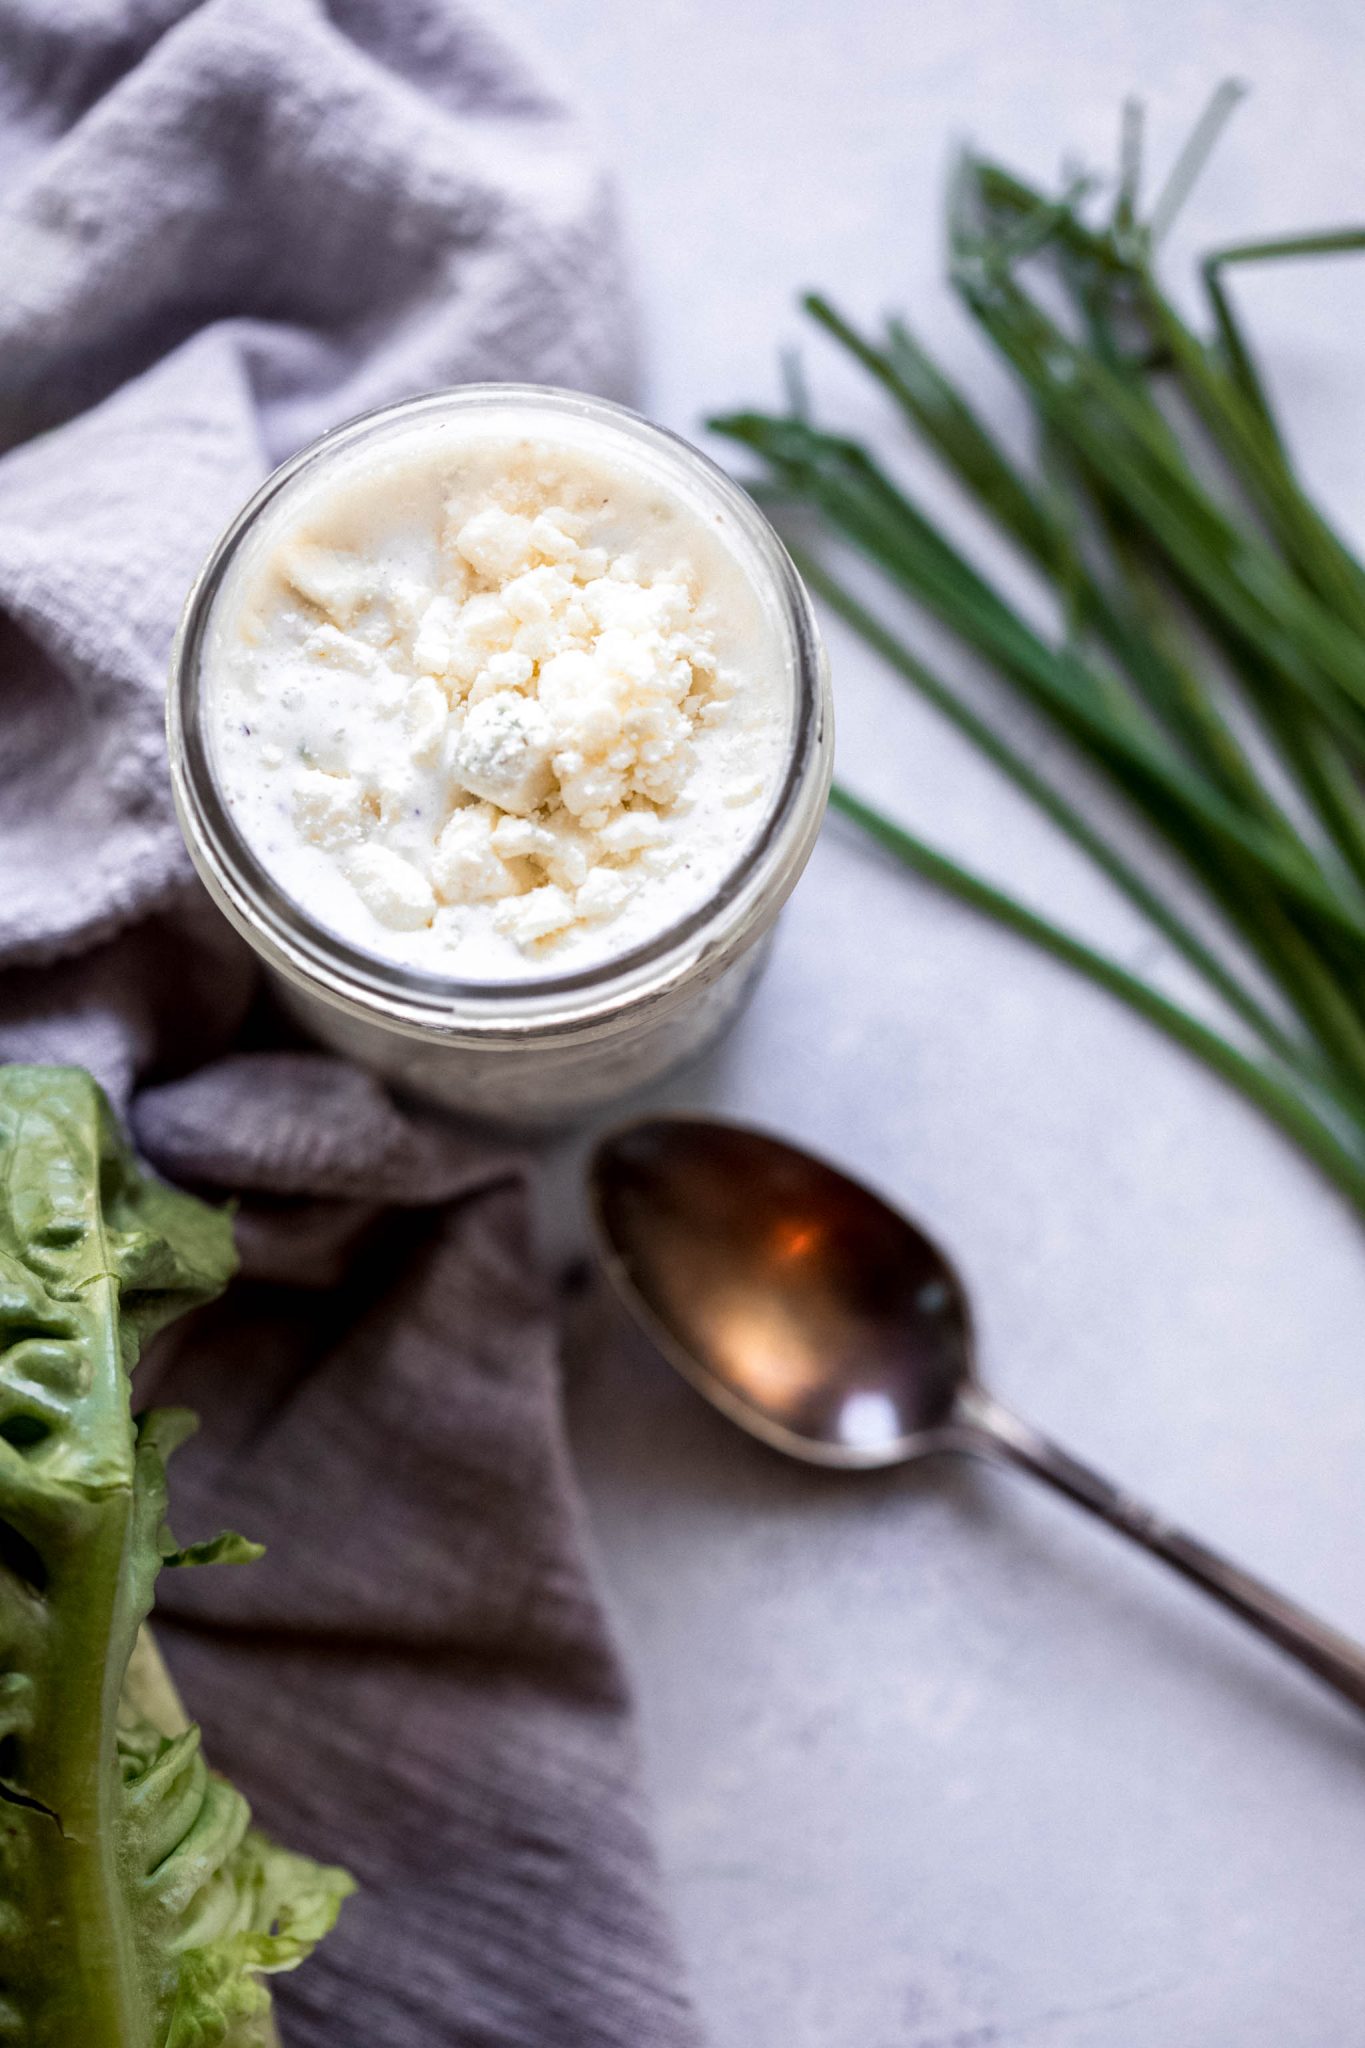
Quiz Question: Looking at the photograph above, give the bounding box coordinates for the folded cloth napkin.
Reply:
[0,5,702,2044]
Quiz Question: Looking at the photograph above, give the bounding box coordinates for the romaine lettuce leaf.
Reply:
[0,1066,353,2047]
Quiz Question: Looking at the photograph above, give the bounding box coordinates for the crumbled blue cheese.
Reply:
[345,843,436,931]
[211,423,785,977]
[448,693,555,815]
[269,495,729,948]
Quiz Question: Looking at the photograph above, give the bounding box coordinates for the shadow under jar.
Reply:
[169,386,832,1125]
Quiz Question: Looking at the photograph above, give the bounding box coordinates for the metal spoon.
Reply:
[589,1114,1365,1714]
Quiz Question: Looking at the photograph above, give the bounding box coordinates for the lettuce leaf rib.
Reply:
[0,1067,353,2048]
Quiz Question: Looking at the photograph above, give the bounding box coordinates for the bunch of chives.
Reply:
[711,86,1365,1217]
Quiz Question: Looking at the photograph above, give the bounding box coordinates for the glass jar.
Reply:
[168,386,832,1125]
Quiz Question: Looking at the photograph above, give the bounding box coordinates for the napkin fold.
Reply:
[0,5,701,2043]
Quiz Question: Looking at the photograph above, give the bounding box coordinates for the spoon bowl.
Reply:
[589,1114,1365,1716]
[589,1117,972,1464]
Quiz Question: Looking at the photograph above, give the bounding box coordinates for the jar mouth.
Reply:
[170,385,830,1027]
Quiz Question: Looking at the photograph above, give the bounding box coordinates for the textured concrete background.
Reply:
[522,4,1365,2043]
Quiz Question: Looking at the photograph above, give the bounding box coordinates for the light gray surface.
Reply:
[521,4,1365,2043]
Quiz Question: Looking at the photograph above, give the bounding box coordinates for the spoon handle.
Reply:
[953,1385,1365,1713]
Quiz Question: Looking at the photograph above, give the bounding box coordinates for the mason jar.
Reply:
[168,386,832,1125]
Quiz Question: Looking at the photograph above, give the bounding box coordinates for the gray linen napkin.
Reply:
[0,5,702,2044]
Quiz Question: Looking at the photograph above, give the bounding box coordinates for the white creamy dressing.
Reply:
[204,407,792,981]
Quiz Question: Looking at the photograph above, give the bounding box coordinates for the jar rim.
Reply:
[168,383,830,1031]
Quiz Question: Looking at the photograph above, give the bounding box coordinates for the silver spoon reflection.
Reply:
[589,1116,1365,1715]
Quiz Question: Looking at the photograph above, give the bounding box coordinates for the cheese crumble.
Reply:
[206,415,789,979]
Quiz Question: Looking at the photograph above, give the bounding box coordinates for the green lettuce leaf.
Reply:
[0,1066,354,2048]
